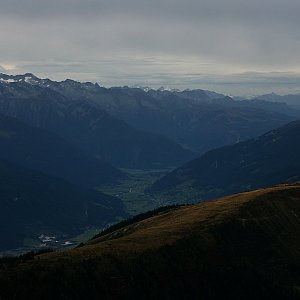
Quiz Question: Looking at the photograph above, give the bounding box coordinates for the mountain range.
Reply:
[1,73,300,298]
[53,83,297,153]
[0,73,296,158]
[1,73,300,255]
[252,92,300,109]
[0,74,195,168]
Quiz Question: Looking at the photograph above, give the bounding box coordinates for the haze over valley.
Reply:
[1,72,300,298]
[2,0,300,298]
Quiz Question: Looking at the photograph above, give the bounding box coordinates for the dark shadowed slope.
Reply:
[0,114,125,187]
[0,83,195,168]
[149,119,300,203]
[0,160,127,251]
[1,183,300,299]
[81,86,296,153]
[0,73,295,155]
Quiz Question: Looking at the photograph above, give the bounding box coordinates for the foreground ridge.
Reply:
[1,182,300,299]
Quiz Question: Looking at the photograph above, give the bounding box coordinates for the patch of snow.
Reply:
[130,85,153,92]
[24,76,39,85]
[38,234,57,243]
[0,78,17,83]
[61,241,73,246]
[158,86,181,92]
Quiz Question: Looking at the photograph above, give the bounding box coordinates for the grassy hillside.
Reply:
[1,183,300,299]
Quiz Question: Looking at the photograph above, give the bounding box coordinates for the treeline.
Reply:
[0,248,54,269]
[91,205,182,241]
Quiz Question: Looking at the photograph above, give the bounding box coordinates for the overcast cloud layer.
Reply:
[1,0,300,95]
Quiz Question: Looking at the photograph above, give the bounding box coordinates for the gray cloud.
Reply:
[1,0,300,95]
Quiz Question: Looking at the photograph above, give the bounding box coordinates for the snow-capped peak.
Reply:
[130,85,153,92]
[0,73,47,87]
[157,86,181,92]
[0,78,17,83]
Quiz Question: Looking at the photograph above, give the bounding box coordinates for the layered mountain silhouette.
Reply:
[149,119,300,202]
[252,92,300,109]
[84,86,296,153]
[1,73,300,298]
[1,183,300,299]
[0,73,295,157]
[0,160,127,251]
[0,114,125,187]
[0,75,195,168]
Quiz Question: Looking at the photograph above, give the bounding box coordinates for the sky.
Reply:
[1,0,300,96]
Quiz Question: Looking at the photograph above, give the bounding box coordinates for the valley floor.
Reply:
[0,168,172,257]
[99,168,173,215]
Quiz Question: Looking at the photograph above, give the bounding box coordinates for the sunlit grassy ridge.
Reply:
[1,182,300,299]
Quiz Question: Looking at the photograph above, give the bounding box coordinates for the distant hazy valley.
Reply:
[0,73,300,251]
[1,73,300,299]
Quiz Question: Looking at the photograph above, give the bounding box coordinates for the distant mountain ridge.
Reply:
[252,92,300,109]
[0,73,296,156]
[0,75,195,168]
[148,118,300,203]
[93,88,295,153]
[76,85,299,152]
